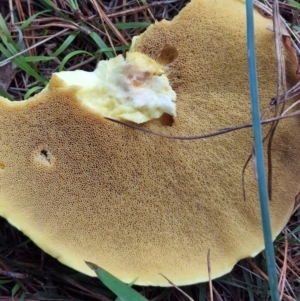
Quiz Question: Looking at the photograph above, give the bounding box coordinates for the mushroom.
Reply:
[0,0,299,286]
[53,52,177,124]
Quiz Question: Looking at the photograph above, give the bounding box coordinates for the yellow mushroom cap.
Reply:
[0,0,299,286]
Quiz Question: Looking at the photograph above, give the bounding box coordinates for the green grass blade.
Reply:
[245,1,279,300]
[114,22,150,30]
[39,0,68,18]
[67,0,79,10]
[20,9,52,30]
[286,0,300,9]
[59,50,94,71]
[0,280,13,285]
[11,283,20,297]
[86,262,149,301]
[24,86,44,99]
[0,37,47,84]
[52,32,79,57]
[95,45,130,54]
[89,31,114,59]
[0,88,14,101]
[24,56,55,62]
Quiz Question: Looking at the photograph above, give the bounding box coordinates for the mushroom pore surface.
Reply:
[0,0,299,286]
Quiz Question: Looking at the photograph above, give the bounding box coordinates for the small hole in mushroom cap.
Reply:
[159,113,174,126]
[157,44,179,65]
[40,150,51,164]
[34,149,54,167]
[0,162,5,169]
[40,149,48,158]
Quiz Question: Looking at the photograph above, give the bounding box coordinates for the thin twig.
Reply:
[104,108,300,141]
[159,274,195,301]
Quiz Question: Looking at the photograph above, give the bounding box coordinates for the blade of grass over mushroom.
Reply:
[245,1,280,301]
[86,262,149,301]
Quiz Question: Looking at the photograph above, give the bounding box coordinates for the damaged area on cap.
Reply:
[54,52,176,124]
[0,0,299,287]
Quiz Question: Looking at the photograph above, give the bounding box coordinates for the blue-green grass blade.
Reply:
[241,262,255,301]
[253,258,264,289]
[198,283,206,301]
[33,291,74,299]
[115,278,136,301]
[0,14,18,47]
[218,278,248,290]
[15,26,25,51]
[86,262,149,301]
[245,1,279,300]
[19,292,26,301]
